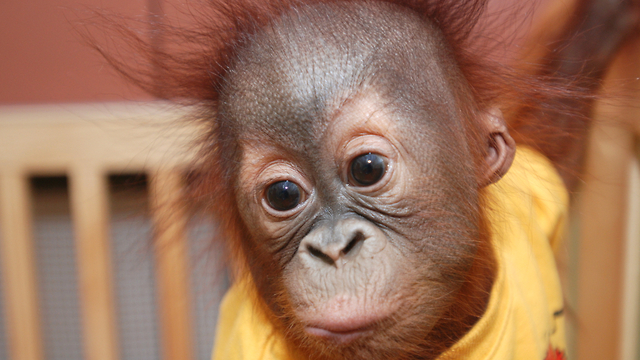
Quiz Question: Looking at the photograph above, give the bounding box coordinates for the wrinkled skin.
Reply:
[214,2,514,359]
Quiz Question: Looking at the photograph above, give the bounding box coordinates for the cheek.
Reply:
[235,192,284,244]
[233,195,283,267]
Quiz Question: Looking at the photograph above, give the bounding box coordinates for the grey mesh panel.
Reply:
[32,177,83,360]
[110,176,160,360]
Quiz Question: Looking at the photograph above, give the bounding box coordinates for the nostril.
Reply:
[342,231,365,257]
[307,244,335,265]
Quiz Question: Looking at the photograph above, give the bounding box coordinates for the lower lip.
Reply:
[305,326,372,344]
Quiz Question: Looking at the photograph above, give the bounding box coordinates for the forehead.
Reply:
[218,1,464,153]
[235,91,399,163]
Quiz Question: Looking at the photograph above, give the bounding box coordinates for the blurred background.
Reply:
[1,0,639,359]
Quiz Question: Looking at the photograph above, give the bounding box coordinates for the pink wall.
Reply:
[0,0,153,104]
[0,0,550,105]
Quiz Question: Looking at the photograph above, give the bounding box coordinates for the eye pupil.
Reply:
[266,180,301,211]
[350,153,385,186]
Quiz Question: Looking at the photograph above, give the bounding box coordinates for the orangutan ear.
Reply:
[478,107,516,187]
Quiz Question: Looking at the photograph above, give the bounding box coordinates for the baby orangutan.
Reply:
[97,0,639,358]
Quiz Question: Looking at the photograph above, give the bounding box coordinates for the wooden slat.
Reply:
[621,155,640,360]
[150,170,195,360]
[577,120,632,360]
[70,168,120,360]
[0,171,44,360]
[576,38,640,360]
[616,39,640,360]
[0,103,202,174]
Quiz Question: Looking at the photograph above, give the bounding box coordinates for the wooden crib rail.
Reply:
[0,170,42,360]
[576,36,640,360]
[0,103,204,360]
[70,167,118,360]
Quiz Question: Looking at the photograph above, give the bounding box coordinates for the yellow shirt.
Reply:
[212,147,569,360]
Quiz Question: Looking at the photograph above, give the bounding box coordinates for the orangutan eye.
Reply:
[350,153,386,186]
[266,180,301,211]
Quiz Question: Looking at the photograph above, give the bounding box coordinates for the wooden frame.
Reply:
[576,38,640,360]
[0,169,43,360]
[0,103,204,360]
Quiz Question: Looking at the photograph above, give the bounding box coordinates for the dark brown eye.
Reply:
[350,153,386,186]
[266,180,301,211]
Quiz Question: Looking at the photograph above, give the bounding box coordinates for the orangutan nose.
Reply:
[305,230,366,266]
